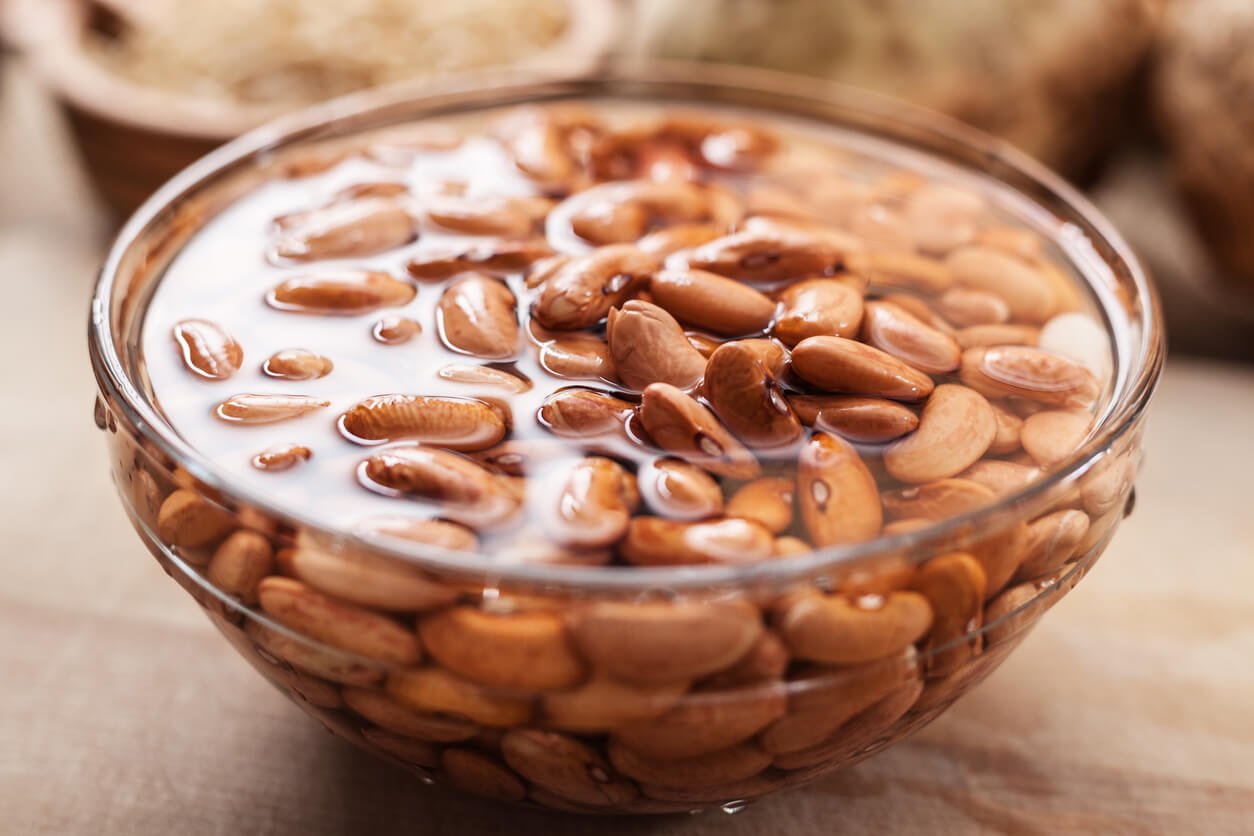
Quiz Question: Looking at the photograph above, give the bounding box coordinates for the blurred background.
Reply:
[2,0,1253,360]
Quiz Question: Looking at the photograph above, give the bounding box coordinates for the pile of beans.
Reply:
[99,101,1139,813]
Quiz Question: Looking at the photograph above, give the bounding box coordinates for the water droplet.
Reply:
[721,799,752,815]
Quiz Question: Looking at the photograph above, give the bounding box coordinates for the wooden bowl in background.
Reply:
[4,0,618,218]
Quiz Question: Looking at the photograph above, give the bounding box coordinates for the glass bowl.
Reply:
[88,64,1163,815]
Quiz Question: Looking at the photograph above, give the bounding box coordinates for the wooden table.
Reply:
[1,62,1251,835]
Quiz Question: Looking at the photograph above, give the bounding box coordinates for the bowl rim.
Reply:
[6,0,618,138]
[89,63,1166,593]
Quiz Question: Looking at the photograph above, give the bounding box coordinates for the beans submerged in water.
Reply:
[155,100,1114,572]
[138,101,1130,813]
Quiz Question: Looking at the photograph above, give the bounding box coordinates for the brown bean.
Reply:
[637,458,724,521]
[425,194,549,238]
[536,457,634,548]
[946,247,1056,323]
[637,223,724,257]
[566,600,763,686]
[650,269,777,336]
[770,677,923,770]
[702,630,791,688]
[205,530,273,604]
[214,394,330,424]
[608,739,771,788]
[266,269,416,315]
[532,245,658,330]
[388,668,532,727]
[909,553,986,677]
[772,278,865,346]
[1014,510,1090,581]
[621,517,775,567]
[502,730,638,807]
[542,676,686,733]
[725,478,794,534]
[773,537,812,557]
[703,340,802,448]
[538,388,634,438]
[761,652,917,754]
[262,349,333,380]
[791,336,934,402]
[861,300,961,374]
[406,239,554,280]
[419,607,585,691]
[955,323,1041,349]
[977,225,1044,261]
[959,346,1100,408]
[436,364,530,393]
[371,315,421,345]
[797,433,883,547]
[272,198,416,260]
[936,288,1011,327]
[281,542,458,612]
[682,117,779,170]
[442,748,527,802]
[882,478,995,521]
[1021,410,1093,468]
[606,300,708,390]
[1080,454,1134,518]
[246,621,382,687]
[359,446,520,530]
[495,106,581,189]
[339,394,505,450]
[779,592,932,665]
[884,385,997,484]
[685,331,722,358]
[959,460,1040,497]
[846,250,953,294]
[352,517,479,552]
[524,253,570,289]
[558,180,716,245]
[172,319,243,381]
[850,203,914,250]
[788,394,919,443]
[983,582,1045,648]
[880,293,951,331]
[964,522,1030,601]
[257,577,422,666]
[638,383,760,480]
[537,335,616,382]
[614,682,786,760]
[436,273,519,359]
[156,489,235,550]
[685,227,851,283]
[343,688,478,742]
[905,185,983,255]
[987,401,1024,454]
[250,443,311,472]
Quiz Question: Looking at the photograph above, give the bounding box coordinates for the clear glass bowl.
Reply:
[88,65,1163,814]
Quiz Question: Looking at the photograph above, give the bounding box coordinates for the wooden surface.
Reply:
[1,62,1252,835]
